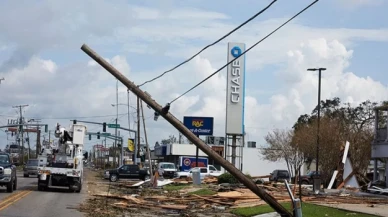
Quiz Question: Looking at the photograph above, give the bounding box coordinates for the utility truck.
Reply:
[37,123,88,192]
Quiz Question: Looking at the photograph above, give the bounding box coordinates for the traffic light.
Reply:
[97,132,100,139]
[102,122,106,132]
[89,134,91,140]
[73,120,77,124]
[44,125,48,133]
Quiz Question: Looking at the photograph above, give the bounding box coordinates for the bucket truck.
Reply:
[37,123,88,192]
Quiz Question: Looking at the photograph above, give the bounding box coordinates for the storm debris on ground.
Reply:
[77,170,388,217]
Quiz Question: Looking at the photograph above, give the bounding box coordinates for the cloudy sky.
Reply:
[0,0,387,155]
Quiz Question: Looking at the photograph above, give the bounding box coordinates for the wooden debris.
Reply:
[89,177,388,214]
[203,176,218,184]
[191,194,234,206]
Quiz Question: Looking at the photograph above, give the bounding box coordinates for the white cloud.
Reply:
[338,0,385,9]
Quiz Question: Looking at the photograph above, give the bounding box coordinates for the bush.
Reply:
[218,173,238,184]
[217,173,253,184]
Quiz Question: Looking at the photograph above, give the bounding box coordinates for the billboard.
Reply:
[183,116,214,136]
[225,42,246,135]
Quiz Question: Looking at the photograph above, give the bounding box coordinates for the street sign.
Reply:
[101,133,111,136]
[107,124,120,128]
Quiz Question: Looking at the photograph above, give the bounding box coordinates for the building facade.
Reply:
[154,137,287,176]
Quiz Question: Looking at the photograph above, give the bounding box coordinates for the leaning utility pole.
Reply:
[34,119,42,156]
[140,100,153,178]
[136,96,141,165]
[26,130,30,159]
[13,104,28,164]
[81,44,292,217]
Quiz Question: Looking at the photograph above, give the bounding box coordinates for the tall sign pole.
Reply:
[225,42,246,169]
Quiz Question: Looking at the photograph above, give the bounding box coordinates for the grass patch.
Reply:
[163,184,191,191]
[188,188,216,196]
[231,202,378,217]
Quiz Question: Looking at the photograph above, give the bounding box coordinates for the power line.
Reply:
[137,0,278,87]
[0,113,131,119]
[169,0,319,104]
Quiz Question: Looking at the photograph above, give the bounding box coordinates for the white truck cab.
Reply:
[157,162,177,179]
[176,165,223,179]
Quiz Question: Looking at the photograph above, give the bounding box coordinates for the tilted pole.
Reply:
[140,100,153,178]
[81,44,292,217]
[137,96,141,165]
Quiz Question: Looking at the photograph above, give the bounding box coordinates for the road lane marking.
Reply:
[0,190,33,211]
[0,191,27,206]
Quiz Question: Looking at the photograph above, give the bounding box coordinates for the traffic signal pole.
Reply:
[81,44,293,217]
[76,119,137,166]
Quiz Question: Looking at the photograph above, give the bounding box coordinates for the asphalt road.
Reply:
[0,172,87,217]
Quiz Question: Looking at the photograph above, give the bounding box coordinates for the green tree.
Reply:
[292,97,386,183]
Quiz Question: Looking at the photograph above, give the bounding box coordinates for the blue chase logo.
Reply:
[231,46,242,58]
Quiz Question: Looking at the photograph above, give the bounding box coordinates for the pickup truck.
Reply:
[157,162,177,179]
[104,164,149,182]
[298,171,320,185]
[23,159,38,177]
[176,165,223,179]
[269,169,291,182]
[0,152,17,192]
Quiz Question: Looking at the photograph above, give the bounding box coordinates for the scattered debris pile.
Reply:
[78,172,388,217]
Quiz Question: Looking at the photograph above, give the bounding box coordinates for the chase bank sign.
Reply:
[229,46,243,103]
[225,42,246,135]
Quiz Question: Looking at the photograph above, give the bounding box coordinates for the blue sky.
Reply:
[0,0,388,154]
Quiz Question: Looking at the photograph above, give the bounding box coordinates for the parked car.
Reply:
[104,164,149,182]
[269,169,290,182]
[23,159,38,177]
[298,171,320,185]
[157,162,177,179]
[0,152,17,192]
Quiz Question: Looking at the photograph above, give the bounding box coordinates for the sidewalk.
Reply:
[253,213,280,217]
[319,203,388,217]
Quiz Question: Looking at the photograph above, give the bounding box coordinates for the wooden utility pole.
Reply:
[81,44,292,217]
[140,100,153,178]
[13,104,28,164]
[36,128,41,156]
[33,119,42,157]
[26,130,30,160]
[136,96,141,165]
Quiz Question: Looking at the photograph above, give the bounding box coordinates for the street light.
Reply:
[307,67,326,194]
[114,80,119,167]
